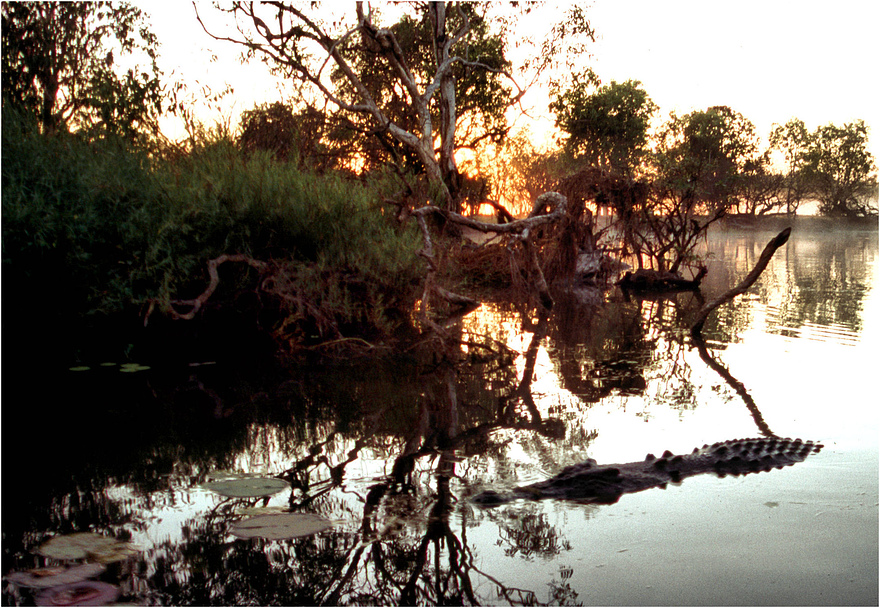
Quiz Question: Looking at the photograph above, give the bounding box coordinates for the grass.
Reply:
[2,110,424,356]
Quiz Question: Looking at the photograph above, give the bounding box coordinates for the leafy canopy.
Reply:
[551,79,657,175]
[1,1,162,142]
[652,105,762,212]
[802,120,877,217]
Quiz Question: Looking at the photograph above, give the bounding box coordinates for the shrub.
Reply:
[2,112,424,354]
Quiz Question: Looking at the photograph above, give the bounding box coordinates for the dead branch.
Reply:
[413,192,566,315]
[691,227,791,336]
[169,254,269,320]
[428,191,567,235]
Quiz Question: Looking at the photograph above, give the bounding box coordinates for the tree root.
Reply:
[168,254,269,320]
[414,192,567,315]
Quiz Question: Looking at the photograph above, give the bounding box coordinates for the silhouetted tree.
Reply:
[1,1,162,142]
[803,120,877,217]
[198,2,594,212]
[551,79,657,177]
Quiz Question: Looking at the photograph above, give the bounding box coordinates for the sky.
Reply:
[136,0,879,159]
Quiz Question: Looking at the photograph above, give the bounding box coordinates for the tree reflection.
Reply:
[5,235,852,605]
[691,331,773,436]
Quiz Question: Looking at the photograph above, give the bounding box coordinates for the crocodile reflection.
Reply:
[473,437,822,506]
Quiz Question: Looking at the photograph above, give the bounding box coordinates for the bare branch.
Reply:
[691,227,791,335]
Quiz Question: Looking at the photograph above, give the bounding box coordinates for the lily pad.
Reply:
[230,513,334,540]
[235,505,291,517]
[35,581,119,606]
[201,477,290,498]
[68,366,90,372]
[5,564,106,589]
[119,363,150,373]
[205,470,248,482]
[37,533,137,563]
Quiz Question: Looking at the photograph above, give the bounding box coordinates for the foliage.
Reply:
[611,106,760,271]
[767,118,812,215]
[652,106,762,214]
[551,79,657,176]
[1,1,162,143]
[237,101,352,172]
[801,120,877,217]
[2,109,424,350]
[1,105,161,319]
[199,2,595,212]
[333,5,513,174]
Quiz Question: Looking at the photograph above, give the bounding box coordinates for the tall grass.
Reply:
[2,110,424,352]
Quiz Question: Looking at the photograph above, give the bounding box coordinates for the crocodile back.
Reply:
[472,437,823,506]
[687,437,823,477]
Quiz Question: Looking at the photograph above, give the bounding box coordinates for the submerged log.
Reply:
[617,266,707,292]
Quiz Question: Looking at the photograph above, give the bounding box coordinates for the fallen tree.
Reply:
[690,227,791,335]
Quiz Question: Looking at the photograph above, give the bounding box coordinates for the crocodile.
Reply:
[472,437,822,506]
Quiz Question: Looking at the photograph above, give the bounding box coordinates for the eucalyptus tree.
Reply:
[1,1,163,142]
[198,1,594,213]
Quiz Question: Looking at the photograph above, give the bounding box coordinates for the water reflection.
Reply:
[3,227,877,606]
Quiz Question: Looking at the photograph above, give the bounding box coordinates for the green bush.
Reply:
[2,111,424,350]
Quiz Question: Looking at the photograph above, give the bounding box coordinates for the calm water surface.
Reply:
[2,225,877,606]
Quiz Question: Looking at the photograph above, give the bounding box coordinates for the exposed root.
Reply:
[168,254,269,320]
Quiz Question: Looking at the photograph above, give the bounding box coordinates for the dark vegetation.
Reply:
[2,1,877,363]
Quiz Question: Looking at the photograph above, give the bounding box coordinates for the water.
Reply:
[2,225,877,606]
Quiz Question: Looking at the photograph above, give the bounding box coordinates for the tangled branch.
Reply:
[168,254,269,320]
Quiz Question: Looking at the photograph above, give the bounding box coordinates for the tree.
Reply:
[467,131,562,216]
[625,106,761,273]
[802,120,877,217]
[331,6,513,178]
[237,101,349,171]
[1,1,162,142]
[768,118,812,215]
[199,1,594,212]
[550,79,657,176]
[652,105,761,213]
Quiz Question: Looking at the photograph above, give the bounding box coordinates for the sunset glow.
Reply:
[136,0,877,161]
